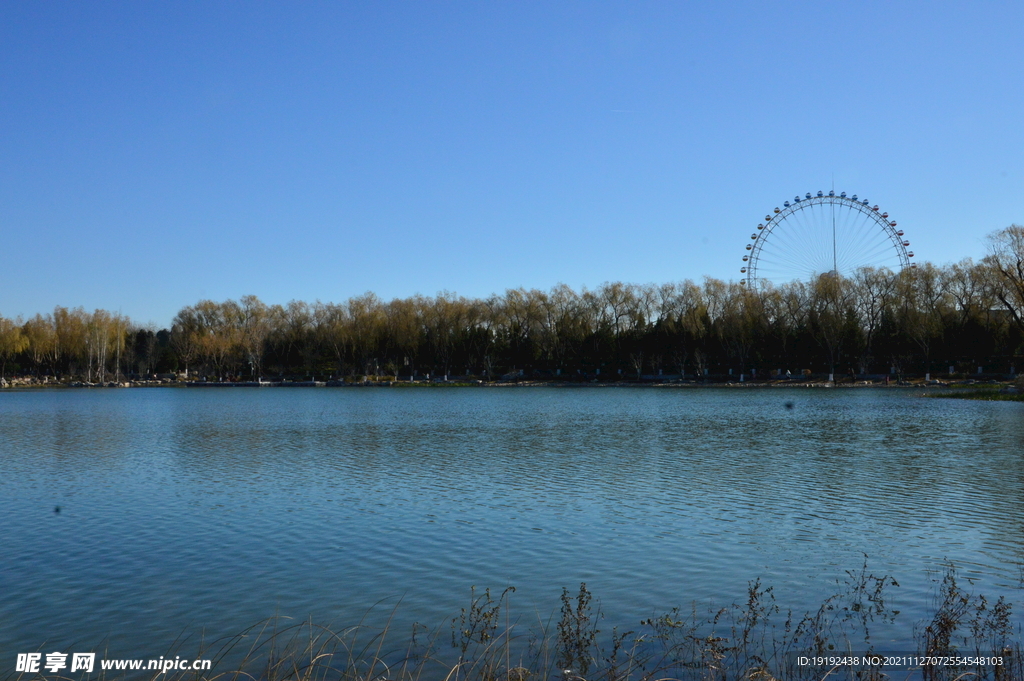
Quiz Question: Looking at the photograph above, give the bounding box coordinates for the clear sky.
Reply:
[2,2,1022,328]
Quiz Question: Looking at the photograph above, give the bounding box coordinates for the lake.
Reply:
[1,387,1022,663]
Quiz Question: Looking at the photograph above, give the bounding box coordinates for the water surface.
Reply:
[1,387,1022,658]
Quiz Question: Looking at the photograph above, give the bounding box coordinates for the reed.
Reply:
[6,566,1020,681]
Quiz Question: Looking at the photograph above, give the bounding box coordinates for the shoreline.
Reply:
[1,377,1019,393]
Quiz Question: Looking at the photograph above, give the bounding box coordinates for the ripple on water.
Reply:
[1,387,1022,655]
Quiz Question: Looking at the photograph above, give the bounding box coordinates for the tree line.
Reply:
[3,226,1023,383]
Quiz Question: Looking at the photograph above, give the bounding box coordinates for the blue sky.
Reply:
[2,2,1021,327]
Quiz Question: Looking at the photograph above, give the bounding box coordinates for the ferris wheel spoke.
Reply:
[849,244,896,270]
[805,203,827,267]
[847,220,894,261]
[756,243,807,272]
[837,207,867,258]
[765,226,825,273]
[853,240,901,267]
[838,208,871,263]
[843,213,887,266]
[790,209,826,270]
[767,229,814,268]
[839,207,868,247]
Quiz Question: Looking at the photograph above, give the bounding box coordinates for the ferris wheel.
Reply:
[741,191,914,287]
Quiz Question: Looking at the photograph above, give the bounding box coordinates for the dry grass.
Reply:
[5,566,1021,681]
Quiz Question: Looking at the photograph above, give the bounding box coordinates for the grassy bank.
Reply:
[927,383,1024,402]
[7,566,1022,681]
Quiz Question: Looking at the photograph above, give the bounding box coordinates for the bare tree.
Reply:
[319,302,352,378]
[808,273,858,378]
[852,267,896,373]
[20,314,49,376]
[716,281,763,375]
[892,265,950,377]
[985,224,1024,334]
[382,297,423,378]
[0,316,28,379]
[236,295,277,380]
[194,300,236,380]
[171,305,203,378]
[347,293,384,377]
